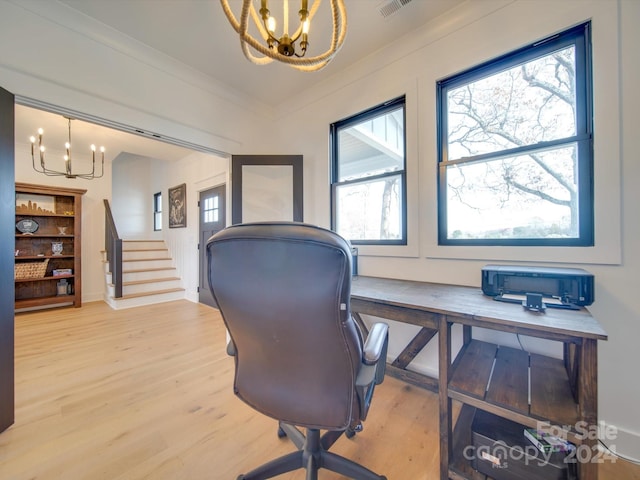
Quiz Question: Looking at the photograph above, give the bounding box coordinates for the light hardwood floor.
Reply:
[1,300,637,480]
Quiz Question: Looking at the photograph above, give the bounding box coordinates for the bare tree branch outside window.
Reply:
[438,23,593,245]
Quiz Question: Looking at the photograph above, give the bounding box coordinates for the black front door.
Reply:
[198,184,226,307]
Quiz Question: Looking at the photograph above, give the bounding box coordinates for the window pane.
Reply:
[203,194,219,224]
[445,145,579,240]
[336,175,403,241]
[153,193,162,231]
[337,107,404,182]
[447,46,576,161]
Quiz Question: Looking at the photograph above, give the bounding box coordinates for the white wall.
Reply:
[268,0,640,460]
[1,0,267,304]
[107,149,228,302]
[112,153,166,239]
[0,2,274,154]
[14,138,111,303]
[2,0,639,460]
[161,152,229,303]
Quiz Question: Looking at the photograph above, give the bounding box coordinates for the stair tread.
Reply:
[123,267,177,274]
[122,277,180,286]
[105,239,182,306]
[123,248,168,252]
[114,287,185,300]
[122,257,172,262]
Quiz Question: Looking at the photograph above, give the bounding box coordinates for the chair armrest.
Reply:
[354,322,389,421]
[227,338,236,356]
[362,322,389,365]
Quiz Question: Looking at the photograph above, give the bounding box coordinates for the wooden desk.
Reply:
[350,276,608,480]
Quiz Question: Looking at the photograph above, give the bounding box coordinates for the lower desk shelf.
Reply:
[448,340,579,439]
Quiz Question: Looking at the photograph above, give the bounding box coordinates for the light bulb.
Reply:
[30,136,36,143]
[267,16,276,33]
[302,19,310,34]
[37,128,43,135]
[65,142,70,149]
[91,144,96,152]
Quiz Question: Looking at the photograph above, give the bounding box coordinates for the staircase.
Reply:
[104,240,185,309]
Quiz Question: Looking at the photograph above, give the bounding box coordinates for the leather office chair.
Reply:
[207,222,389,480]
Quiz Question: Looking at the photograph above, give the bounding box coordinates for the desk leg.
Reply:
[578,338,598,480]
[439,316,452,480]
[462,324,472,345]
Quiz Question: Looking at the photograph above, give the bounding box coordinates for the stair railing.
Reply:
[103,199,123,298]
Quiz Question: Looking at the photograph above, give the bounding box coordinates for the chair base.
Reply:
[237,422,386,480]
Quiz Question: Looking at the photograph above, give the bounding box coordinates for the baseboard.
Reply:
[600,422,640,463]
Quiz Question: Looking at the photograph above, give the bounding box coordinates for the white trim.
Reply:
[599,422,640,464]
[16,95,229,157]
[7,0,274,119]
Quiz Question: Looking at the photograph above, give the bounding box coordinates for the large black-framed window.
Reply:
[330,96,407,245]
[437,22,593,246]
[153,192,162,231]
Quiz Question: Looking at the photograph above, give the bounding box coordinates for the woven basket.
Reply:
[15,258,49,280]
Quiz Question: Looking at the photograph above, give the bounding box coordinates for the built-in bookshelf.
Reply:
[14,183,86,311]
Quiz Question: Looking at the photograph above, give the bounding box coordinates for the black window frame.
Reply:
[436,22,593,247]
[153,191,162,231]
[330,95,408,246]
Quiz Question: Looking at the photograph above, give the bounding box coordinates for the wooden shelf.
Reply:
[15,295,76,310]
[16,234,75,238]
[15,183,85,311]
[448,340,579,431]
[447,340,583,479]
[15,255,74,260]
[15,212,74,218]
[15,274,75,283]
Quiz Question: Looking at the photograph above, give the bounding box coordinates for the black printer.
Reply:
[482,265,594,309]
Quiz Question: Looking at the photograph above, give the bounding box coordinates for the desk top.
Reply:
[351,276,607,341]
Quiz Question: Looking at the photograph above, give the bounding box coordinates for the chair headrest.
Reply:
[208,221,352,254]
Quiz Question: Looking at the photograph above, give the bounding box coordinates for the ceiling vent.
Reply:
[378,0,413,19]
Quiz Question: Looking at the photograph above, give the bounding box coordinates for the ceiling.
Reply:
[16,0,464,163]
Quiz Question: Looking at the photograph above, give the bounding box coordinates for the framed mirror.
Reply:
[231,155,303,224]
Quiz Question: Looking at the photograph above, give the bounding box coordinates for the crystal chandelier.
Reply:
[30,117,105,180]
[220,0,347,72]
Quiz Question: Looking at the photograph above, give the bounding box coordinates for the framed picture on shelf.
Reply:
[169,183,186,228]
[16,193,55,214]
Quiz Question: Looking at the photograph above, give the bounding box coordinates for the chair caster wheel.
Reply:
[277,426,287,438]
[346,422,362,439]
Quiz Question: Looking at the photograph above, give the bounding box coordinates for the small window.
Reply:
[203,195,219,223]
[437,23,593,246]
[153,192,162,231]
[330,96,407,245]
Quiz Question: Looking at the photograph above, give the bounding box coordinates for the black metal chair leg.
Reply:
[239,450,303,480]
[321,450,387,480]
[278,421,306,449]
